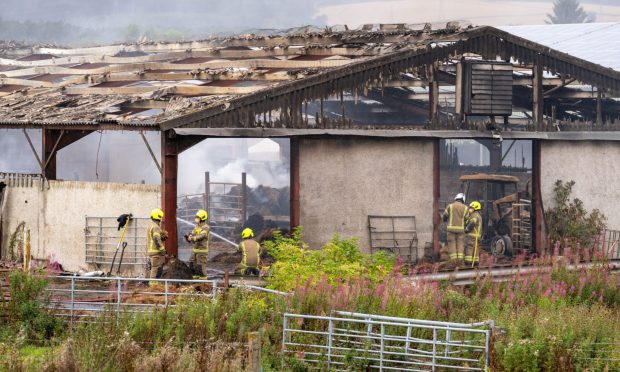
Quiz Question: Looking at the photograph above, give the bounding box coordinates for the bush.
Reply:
[545,180,607,246]
[1,270,62,342]
[264,227,395,291]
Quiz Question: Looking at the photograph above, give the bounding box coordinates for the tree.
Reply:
[547,0,594,24]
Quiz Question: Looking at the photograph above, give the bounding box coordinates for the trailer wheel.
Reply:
[491,235,513,257]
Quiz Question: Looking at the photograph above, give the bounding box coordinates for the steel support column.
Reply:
[433,139,440,259]
[42,129,94,181]
[161,131,179,256]
[42,129,62,180]
[532,140,544,254]
[290,137,300,230]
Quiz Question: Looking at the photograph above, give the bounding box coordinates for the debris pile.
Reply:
[160,258,193,280]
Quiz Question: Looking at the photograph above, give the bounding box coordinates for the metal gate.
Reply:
[283,311,492,371]
[368,215,419,264]
[206,172,247,239]
[84,216,150,266]
[593,228,620,260]
[45,276,218,322]
[177,172,247,240]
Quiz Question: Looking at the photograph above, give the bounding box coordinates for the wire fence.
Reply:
[283,311,492,371]
[45,276,218,322]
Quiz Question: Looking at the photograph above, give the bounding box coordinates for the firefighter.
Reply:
[441,193,467,265]
[187,209,210,277]
[147,208,166,285]
[239,228,261,276]
[465,201,483,267]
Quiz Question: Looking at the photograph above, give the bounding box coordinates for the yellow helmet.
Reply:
[241,228,254,239]
[469,201,482,211]
[150,208,164,221]
[196,209,208,221]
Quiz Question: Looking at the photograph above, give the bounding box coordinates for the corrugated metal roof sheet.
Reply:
[500,23,620,72]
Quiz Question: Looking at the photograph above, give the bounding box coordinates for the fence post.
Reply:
[445,326,451,357]
[116,278,121,313]
[405,322,412,354]
[327,318,334,369]
[281,315,288,371]
[486,321,494,370]
[432,328,437,371]
[164,279,169,306]
[70,277,75,324]
[211,280,217,297]
[379,324,385,372]
[248,331,261,372]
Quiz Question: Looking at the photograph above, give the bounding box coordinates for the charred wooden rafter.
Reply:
[161,26,620,131]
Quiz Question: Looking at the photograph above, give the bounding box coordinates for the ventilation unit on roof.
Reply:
[460,61,513,117]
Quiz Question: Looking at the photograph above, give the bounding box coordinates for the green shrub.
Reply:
[545,180,607,246]
[1,270,62,342]
[264,227,395,291]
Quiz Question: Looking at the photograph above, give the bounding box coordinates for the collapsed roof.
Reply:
[0,23,618,132]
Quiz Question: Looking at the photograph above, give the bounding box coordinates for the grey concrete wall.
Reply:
[1,180,160,273]
[299,137,435,256]
[541,141,620,230]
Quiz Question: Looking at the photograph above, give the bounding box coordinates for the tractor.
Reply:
[460,173,532,257]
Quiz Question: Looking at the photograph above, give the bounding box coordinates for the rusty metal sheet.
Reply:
[459,173,520,183]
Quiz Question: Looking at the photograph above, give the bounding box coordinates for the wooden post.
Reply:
[532,64,544,131]
[161,132,179,257]
[247,331,261,372]
[455,61,464,122]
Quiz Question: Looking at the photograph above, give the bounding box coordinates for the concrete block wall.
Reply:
[1,180,160,273]
[541,141,620,230]
[298,137,435,256]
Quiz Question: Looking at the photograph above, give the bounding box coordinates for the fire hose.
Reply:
[176,217,239,248]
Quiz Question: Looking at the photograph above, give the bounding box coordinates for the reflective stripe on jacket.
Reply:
[147,221,165,255]
[444,202,466,233]
[240,239,260,268]
[466,211,482,238]
[191,222,210,253]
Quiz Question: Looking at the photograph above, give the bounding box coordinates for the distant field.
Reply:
[318,0,620,27]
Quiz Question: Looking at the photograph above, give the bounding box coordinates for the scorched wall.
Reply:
[298,137,434,255]
[1,180,160,272]
[541,141,620,231]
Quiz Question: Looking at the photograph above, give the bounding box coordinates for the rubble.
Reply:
[159,257,193,280]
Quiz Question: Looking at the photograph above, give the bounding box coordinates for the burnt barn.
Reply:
[1,22,620,272]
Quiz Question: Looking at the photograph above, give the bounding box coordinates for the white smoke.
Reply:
[0,130,289,195]
[0,129,42,173]
[179,138,290,194]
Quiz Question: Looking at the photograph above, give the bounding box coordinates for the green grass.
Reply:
[1,235,619,370]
